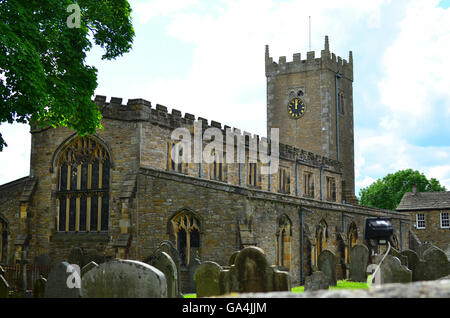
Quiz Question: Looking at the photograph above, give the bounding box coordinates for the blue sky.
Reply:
[1,0,450,197]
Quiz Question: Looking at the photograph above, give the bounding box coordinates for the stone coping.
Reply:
[50,232,110,243]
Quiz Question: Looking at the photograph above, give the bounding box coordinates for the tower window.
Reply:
[168,141,187,174]
[276,215,292,270]
[56,137,110,233]
[338,92,345,114]
[248,162,258,187]
[210,150,226,182]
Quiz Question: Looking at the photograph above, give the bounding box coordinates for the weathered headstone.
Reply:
[304,271,329,291]
[187,258,201,293]
[318,250,337,286]
[0,265,4,276]
[374,255,412,284]
[32,275,47,298]
[148,251,178,298]
[390,248,408,267]
[155,241,182,296]
[194,261,222,297]
[272,266,291,292]
[0,274,10,298]
[421,246,450,281]
[81,261,98,277]
[349,244,370,282]
[81,259,167,298]
[68,247,84,268]
[234,246,272,293]
[400,249,420,281]
[44,262,82,298]
[418,242,434,258]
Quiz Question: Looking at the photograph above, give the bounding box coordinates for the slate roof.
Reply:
[397,191,450,211]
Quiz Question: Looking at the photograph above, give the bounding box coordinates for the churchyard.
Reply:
[0,240,449,298]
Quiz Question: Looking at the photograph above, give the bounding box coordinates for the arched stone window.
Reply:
[170,211,201,266]
[316,219,328,257]
[276,215,292,270]
[0,218,7,264]
[347,222,358,263]
[56,136,110,232]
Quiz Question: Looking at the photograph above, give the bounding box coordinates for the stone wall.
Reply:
[410,210,450,250]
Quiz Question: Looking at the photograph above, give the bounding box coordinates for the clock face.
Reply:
[287,98,306,119]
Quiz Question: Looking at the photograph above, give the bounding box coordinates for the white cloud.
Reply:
[0,123,30,184]
[134,0,200,23]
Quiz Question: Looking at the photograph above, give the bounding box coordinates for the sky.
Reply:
[1,0,450,197]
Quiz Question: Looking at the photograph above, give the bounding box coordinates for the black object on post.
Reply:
[364,218,393,246]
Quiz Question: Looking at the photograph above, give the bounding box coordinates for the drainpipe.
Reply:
[295,161,299,196]
[319,165,323,201]
[268,160,271,192]
[335,73,342,162]
[238,163,241,186]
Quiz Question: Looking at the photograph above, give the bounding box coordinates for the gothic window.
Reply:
[276,215,292,270]
[326,177,336,202]
[248,162,258,187]
[210,149,226,182]
[303,172,315,198]
[347,222,358,263]
[167,141,187,174]
[170,211,201,266]
[316,219,328,259]
[278,166,291,194]
[56,137,110,233]
[0,219,7,264]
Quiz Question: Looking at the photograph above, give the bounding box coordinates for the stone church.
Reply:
[0,37,411,287]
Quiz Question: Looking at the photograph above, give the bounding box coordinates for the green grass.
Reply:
[184,280,368,297]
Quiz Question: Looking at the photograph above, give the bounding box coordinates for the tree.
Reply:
[359,169,447,210]
[0,0,135,150]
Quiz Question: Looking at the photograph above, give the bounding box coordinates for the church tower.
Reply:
[265,36,358,205]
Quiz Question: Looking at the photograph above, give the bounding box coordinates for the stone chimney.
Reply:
[412,184,417,195]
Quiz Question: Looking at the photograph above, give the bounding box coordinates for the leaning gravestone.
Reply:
[349,244,370,282]
[148,251,179,298]
[194,261,222,297]
[375,255,412,284]
[187,258,201,294]
[304,271,329,292]
[318,250,337,286]
[421,246,450,281]
[81,261,98,277]
[155,241,182,297]
[400,249,420,281]
[418,242,434,258]
[229,251,240,266]
[390,248,408,267]
[32,275,47,298]
[81,259,167,298]
[44,262,82,298]
[0,275,10,298]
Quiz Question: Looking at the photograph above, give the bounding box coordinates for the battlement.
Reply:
[265,36,353,81]
[94,95,342,173]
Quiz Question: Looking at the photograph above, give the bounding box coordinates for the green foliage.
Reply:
[359,169,447,210]
[0,0,135,150]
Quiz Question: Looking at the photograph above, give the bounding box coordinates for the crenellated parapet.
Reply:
[265,35,353,81]
[94,95,342,173]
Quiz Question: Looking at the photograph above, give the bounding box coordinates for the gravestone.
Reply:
[81,259,167,298]
[418,242,434,258]
[445,243,450,261]
[81,261,98,277]
[229,251,240,266]
[349,244,370,282]
[0,274,10,298]
[318,250,337,286]
[421,246,450,281]
[374,255,412,284]
[44,262,82,298]
[304,271,329,291]
[68,247,84,268]
[187,258,201,293]
[0,266,4,276]
[194,261,222,297]
[400,249,420,281]
[155,241,182,296]
[148,251,179,298]
[390,248,408,267]
[272,266,291,292]
[32,275,47,298]
[234,246,272,293]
